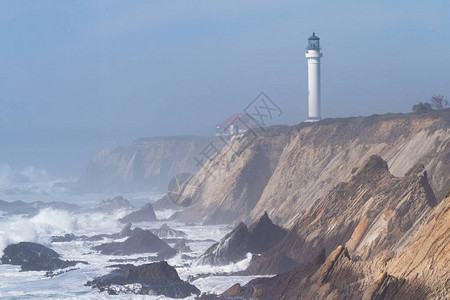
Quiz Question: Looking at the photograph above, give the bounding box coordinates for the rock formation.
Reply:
[0,199,80,216]
[118,202,157,223]
[51,223,136,243]
[203,179,450,299]
[245,156,438,275]
[173,239,192,253]
[76,136,217,192]
[172,111,450,226]
[150,223,187,238]
[86,261,200,297]
[196,212,286,266]
[1,242,86,272]
[93,229,174,256]
[90,196,134,213]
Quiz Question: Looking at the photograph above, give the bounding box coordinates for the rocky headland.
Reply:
[171,110,450,227]
[76,135,217,192]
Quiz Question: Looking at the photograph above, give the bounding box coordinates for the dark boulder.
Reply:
[119,203,157,223]
[196,222,250,266]
[1,242,86,272]
[248,211,287,254]
[93,230,172,255]
[86,261,200,297]
[196,212,286,266]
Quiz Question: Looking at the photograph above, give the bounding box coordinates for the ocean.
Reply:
[0,169,259,299]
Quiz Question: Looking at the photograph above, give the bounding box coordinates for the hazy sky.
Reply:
[1,0,450,175]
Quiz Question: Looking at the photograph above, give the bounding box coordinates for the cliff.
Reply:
[76,136,216,192]
[214,194,450,300]
[172,110,450,226]
[244,155,437,275]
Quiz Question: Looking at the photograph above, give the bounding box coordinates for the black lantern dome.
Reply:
[307,32,320,50]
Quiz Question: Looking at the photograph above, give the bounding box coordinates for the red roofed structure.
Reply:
[216,113,257,137]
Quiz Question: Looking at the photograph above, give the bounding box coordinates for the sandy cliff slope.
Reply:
[174,111,450,226]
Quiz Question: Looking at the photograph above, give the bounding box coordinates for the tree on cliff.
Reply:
[429,95,449,110]
[412,102,432,114]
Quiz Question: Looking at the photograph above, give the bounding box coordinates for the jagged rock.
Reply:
[387,194,450,299]
[91,196,134,213]
[172,112,450,227]
[118,222,133,237]
[86,261,200,297]
[93,230,173,256]
[197,212,286,266]
[247,211,286,254]
[119,203,157,223]
[151,223,187,238]
[1,242,87,272]
[245,156,438,274]
[196,222,249,266]
[173,239,192,253]
[216,196,450,299]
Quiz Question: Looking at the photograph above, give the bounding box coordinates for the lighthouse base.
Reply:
[305,117,322,122]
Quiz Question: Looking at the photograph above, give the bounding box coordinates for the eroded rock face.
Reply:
[93,230,173,256]
[173,111,450,227]
[87,261,200,297]
[196,212,286,266]
[119,203,157,223]
[387,194,450,299]
[209,194,450,299]
[1,242,86,272]
[219,245,428,300]
[246,156,437,275]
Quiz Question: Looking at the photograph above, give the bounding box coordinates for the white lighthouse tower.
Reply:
[305,32,323,122]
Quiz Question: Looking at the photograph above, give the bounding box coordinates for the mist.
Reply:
[1,1,450,177]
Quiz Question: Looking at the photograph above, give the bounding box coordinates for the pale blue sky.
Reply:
[1,0,450,175]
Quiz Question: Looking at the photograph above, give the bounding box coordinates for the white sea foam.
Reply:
[0,195,256,299]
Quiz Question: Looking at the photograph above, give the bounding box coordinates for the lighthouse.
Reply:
[305,32,323,122]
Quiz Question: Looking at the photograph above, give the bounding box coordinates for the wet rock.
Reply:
[119,203,157,223]
[1,242,87,272]
[196,212,286,266]
[151,223,187,238]
[86,261,200,297]
[50,233,81,243]
[196,222,249,266]
[91,196,134,213]
[173,239,192,253]
[93,229,172,255]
